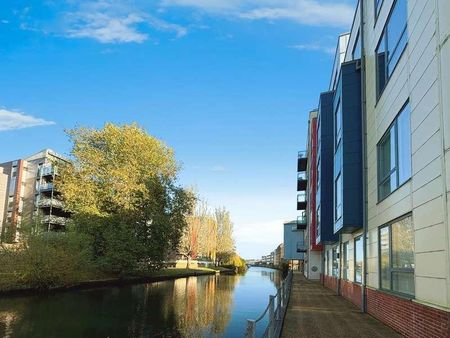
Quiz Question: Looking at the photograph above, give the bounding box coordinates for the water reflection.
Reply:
[0,267,279,338]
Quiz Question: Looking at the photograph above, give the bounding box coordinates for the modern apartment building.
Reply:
[300,0,450,336]
[0,149,70,243]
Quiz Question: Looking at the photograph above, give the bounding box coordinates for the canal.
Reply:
[0,267,281,338]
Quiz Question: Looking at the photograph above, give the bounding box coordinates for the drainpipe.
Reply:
[359,0,368,314]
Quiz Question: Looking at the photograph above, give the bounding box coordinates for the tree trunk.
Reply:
[186,255,190,269]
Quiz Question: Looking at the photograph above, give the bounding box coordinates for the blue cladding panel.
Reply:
[317,91,338,244]
[334,61,363,234]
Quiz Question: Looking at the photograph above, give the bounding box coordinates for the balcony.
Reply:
[297,171,307,191]
[296,242,308,253]
[42,215,67,226]
[38,198,63,209]
[39,183,54,192]
[38,165,57,178]
[297,192,307,210]
[297,151,307,172]
[297,212,307,230]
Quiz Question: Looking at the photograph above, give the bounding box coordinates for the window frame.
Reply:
[374,0,384,22]
[378,214,415,298]
[375,0,408,100]
[377,100,411,202]
[335,99,342,150]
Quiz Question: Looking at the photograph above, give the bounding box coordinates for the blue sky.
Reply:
[0,0,355,259]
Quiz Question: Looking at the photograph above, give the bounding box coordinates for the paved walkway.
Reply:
[281,272,402,338]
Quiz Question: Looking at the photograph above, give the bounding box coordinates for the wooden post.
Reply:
[268,295,275,338]
[245,319,256,338]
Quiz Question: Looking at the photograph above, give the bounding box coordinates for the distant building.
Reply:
[0,149,70,243]
[273,243,284,267]
[283,220,305,270]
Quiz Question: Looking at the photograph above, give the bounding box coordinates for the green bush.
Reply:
[0,231,95,290]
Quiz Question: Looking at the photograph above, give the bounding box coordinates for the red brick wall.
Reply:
[323,275,338,294]
[366,287,450,338]
[340,279,362,308]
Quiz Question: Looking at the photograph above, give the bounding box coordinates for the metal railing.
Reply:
[245,270,294,338]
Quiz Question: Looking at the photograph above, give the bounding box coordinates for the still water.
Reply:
[0,267,281,338]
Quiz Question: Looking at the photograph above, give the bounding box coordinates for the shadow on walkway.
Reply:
[281,272,402,338]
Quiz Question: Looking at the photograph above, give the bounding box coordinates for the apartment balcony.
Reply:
[297,171,307,191]
[297,212,307,230]
[42,215,67,226]
[38,165,57,178]
[38,182,54,192]
[296,242,308,253]
[297,151,307,172]
[38,198,63,209]
[297,192,307,210]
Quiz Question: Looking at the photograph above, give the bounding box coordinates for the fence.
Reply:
[245,270,294,338]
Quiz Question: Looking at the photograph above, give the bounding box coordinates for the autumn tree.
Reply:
[57,123,193,272]
[215,207,235,265]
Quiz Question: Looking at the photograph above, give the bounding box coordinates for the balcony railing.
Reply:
[296,242,308,253]
[297,192,307,210]
[38,198,63,208]
[38,165,57,178]
[42,215,67,225]
[297,213,307,230]
[297,151,307,172]
[39,183,54,192]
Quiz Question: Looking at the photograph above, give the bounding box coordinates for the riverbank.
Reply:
[0,267,220,297]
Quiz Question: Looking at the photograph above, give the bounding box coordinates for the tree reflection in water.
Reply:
[0,274,240,338]
[173,274,240,337]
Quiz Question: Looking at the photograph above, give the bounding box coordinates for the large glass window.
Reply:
[316,206,321,239]
[343,242,350,280]
[332,247,339,277]
[379,215,415,296]
[355,236,363,283]
[354,236,363,283]
[376,0,408,98]
[335,174,342,221]
[378,102,411,200]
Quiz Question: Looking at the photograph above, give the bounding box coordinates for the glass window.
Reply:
[352,31,361,60]
[354,236,363,283]
[335,100,342,148]
[332,247,339,277]
[376,0,408,98]
[343,242,350,280]
[316,206,321,239]
[326,250,330,275]
[397,104,411,184]
[379,215,415,296]
[378,102,411,200]
[375,0,383,17]
[335,174,342,221]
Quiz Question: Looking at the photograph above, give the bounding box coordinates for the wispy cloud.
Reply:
[161,0,354,28]
[63,1,188,44]
[0,109,55,131]
[290,42,335,54]
[66,12,148,43]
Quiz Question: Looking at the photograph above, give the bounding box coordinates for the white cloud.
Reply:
[290,43,335,54]
[161,0,354,28]
[64,1,188,44]
[0,109,55,131]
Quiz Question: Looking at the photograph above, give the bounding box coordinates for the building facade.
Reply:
[301,0,450,336]
[0,149,70,243]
